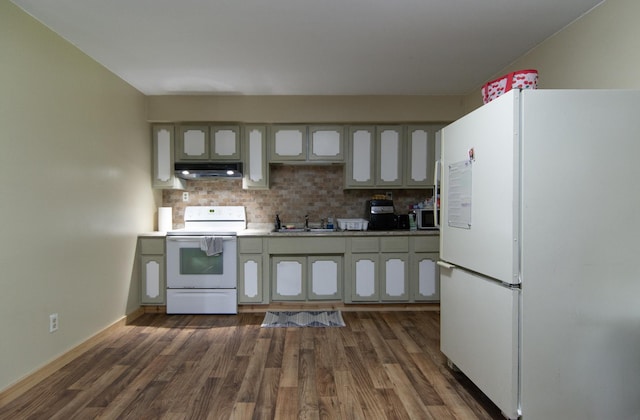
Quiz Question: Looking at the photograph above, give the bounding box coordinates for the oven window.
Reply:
[180,248,223,275]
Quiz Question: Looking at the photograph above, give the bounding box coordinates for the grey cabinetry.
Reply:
[308,125,344,161]
[139,237,165,305]
[380,237,409,301]
[269,125,344,162]
[375,125,404,187]
[242,125,269,190]
[271,255,343,301]
[345,126,403,188]
[269,125,307,162]
[405,125,445,187]
[152,125,185,189]
[269,237,345,301]
[238,237,267,303]
[176,124,241,161]
[410,236,440,301]
[176,125,209,160]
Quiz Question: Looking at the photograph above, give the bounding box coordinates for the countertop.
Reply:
[139,223,439,238]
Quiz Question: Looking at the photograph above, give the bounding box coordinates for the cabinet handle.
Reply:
[434,159,440,228]
[436,261,455,269]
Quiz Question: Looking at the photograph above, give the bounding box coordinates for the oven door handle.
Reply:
[167,236,236,242]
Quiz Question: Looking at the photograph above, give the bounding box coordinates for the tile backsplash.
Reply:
[163,165,432,228]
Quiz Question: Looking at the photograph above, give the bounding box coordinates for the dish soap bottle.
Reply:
[275,214,281,231]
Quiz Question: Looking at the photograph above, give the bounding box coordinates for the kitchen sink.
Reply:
[275,228,337,233]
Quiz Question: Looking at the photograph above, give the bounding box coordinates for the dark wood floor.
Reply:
[0,311,503,419]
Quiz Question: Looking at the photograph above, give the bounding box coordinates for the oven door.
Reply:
[166,235,237,289]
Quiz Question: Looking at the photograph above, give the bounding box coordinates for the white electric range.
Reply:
[165,206,246,314]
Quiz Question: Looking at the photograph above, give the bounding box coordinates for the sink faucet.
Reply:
[305,214,309,230]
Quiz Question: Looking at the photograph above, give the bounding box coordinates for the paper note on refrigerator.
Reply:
[448,160,472,229]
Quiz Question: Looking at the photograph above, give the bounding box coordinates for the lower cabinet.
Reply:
[272,255,343,301]
[410,236,440,301]
[238,237,268,304]
[139,237,166,305]
[348,236,409,302]
[236,234,438,306]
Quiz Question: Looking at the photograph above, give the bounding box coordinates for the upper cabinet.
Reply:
[345,125,403,188]
[345,124,445,189]
[375,125,404,187]
[269,125,306,161]
[405,125,445,187]
[176,124,241,161]
[152,124,185,190]
[242,125,269,190]
[269,125,344,162]
[308,125,345,161]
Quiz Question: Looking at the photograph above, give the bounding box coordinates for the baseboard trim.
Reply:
[0,309,142,406]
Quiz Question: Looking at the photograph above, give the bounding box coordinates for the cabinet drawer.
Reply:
[268,237,346,254]
[239,237,263,253]
[140,238,165,255]
[380,237,409,253]
[350,237,379,253]
[412,236,440,253]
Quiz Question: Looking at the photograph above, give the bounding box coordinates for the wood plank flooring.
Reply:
[0,311,504,419]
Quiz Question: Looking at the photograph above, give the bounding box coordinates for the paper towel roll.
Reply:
[158,207,172,232]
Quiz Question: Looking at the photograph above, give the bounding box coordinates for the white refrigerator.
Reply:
[438,89,640,419]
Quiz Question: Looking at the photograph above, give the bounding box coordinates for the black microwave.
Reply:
[415,208,439,230]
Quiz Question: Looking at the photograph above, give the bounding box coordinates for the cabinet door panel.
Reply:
[141,255,165,304]
[346,126,375,187]
[351,253,379,301]
[243,125,269,189]
[239,255,263,303]
[309,126,344,161]
[412,252,440,301]
[272,257,305,300]
[376,126,403,186]
[211,126,241,160]
[177,125,209,160]
[270,125,306,161]
[381,253,408,301]
[308,256,342,300]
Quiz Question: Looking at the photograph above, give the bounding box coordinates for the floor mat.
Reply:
[261,310,345,328]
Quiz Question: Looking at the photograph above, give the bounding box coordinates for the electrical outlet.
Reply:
[385,191,393,200]
[49,313,58,333]
[182,192,189,202]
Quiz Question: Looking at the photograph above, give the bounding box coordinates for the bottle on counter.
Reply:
[275,214,282,231]
[409,211,417,231]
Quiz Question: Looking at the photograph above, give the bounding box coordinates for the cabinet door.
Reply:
[405,125,445,187]
[345,126,375,188]
[141,255,165,304]
[269,125,307,161]
[239,254,264,303]
[242,125,269,189]
[272,256,306,300]
[152,125,185,189]
[308,126,344,161]
[376,126,403,186]
[176,125,209,161]
[380,253,409,301]
[350,253,379,301]
[308,256,342,300]
[211,125,241,161]
[411,252,440,301]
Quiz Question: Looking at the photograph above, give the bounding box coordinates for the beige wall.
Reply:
[0,1,158,391]
[148,94,465,123]
[463,0,640,112]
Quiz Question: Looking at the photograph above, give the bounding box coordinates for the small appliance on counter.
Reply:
[365,199,397,230]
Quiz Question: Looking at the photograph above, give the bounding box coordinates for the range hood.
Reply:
[175,162,243,179]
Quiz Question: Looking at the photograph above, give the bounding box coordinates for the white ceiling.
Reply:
[12,0,603,96]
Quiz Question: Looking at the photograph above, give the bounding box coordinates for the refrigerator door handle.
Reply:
[437,260,455,269]
[434,159,440,228]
